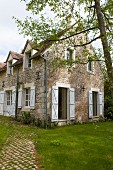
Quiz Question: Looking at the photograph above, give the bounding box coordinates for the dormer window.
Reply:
[66,49,72,60]
[7,60,13,75]
[87,60,94,72]
[65,48,75,60]
[28,52,32,68]
[24,51,32,69]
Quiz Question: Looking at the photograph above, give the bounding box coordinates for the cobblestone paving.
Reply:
[0,135,38,170]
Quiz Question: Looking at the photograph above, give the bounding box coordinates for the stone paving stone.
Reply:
[0,135,38,170]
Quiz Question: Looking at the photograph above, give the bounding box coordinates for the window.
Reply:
[28,52,31,68]
[25,88,30,107]
[24,51,32,69]
[66,49,73,60]
[7,91,12,105]
[18,86,35,109]
[89,91,103,118]
[7,60,13,75]
[87,61,93,72]
[9,61,12,74]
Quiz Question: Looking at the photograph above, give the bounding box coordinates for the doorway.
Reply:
[58,87,67,119]
[93,91,98,116]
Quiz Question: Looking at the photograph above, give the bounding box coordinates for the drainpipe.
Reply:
[15,67,19,119]
[43,57,48,129]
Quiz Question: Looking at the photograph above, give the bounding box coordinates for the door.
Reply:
[6,90,16,116]
[58,87,67,119]
[6,91,12,116]
[0,91,5,115]
[93,91,98,116]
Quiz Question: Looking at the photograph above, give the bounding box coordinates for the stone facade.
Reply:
[0,37,104,125]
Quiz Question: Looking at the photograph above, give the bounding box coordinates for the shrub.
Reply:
[104,96,113,120]
[22,111,31,124]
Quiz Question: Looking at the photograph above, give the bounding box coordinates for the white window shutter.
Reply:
[12,89,16,116]
[88,91,93,118]
[30,86,35,109]
[18,88,22,108]
[98,92,103,115]
[69,88,75,120]
[51,86,58,122]
[0,91,5,115]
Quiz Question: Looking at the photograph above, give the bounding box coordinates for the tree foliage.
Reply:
[14,0,113,97]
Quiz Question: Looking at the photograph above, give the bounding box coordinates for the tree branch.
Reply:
[74,35,101,47]
[49,26,98,41]
[88,5,95,9]
[102,10,113,25]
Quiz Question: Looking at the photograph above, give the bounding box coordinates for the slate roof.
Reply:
[6,51,24,62]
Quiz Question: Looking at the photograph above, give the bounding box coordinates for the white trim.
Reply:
[4,86,16,91]
[24,82,34,88]
[91,88,100,92]
[8,54,13,61]
[24,43,32,53]
[56,82,71,88]
[87,56,95,74]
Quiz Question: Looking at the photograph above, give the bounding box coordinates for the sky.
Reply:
[0,0,29,62]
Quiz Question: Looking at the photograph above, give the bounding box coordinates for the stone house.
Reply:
[0,33,104,126]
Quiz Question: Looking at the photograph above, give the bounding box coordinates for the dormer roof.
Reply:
[6,51,24,62]
[0,62,6,68]
[21,40,39,54]
[0,62,6,71]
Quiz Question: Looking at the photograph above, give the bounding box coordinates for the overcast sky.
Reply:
[0,0,29,62]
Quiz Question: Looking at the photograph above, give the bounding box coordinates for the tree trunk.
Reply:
[94,0,113,99]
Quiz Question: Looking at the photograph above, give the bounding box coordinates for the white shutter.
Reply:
[88,91,93,118]
[98,92,103,115]
[0,91,4,115]
[69,88,75,120]
[30,86,35,109]
[18,88,22,108]
[12,89,16,116]
[51,86,58,122]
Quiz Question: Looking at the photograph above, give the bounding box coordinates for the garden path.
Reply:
[0,134,38,170]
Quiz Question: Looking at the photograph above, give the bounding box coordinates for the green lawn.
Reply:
[0,116,113,170]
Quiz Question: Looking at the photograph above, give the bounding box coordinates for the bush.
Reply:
[104,96,113,120]
[22,111,31,124]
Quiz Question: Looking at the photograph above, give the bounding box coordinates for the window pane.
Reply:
[88,61,92,71]
[25,88,30,107]
[7,91,12,105]
[67,49,72,60]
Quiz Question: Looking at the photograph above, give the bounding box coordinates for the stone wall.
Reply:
[47,59,104,123]
[0,40,104,124]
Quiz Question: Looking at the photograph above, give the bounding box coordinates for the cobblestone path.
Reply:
[0,135,38,170]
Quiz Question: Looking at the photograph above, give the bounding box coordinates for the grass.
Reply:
[0,116,113,170]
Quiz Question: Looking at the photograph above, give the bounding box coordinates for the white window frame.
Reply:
[87,58,94,73]
[24,51,32,70]
[23,83,35,109]
[88,88,103,118]
[7,60,13,75]
[25,88,31,108]
[65,47,75,61]
[7,91,12,106]
[66,49,73,60]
